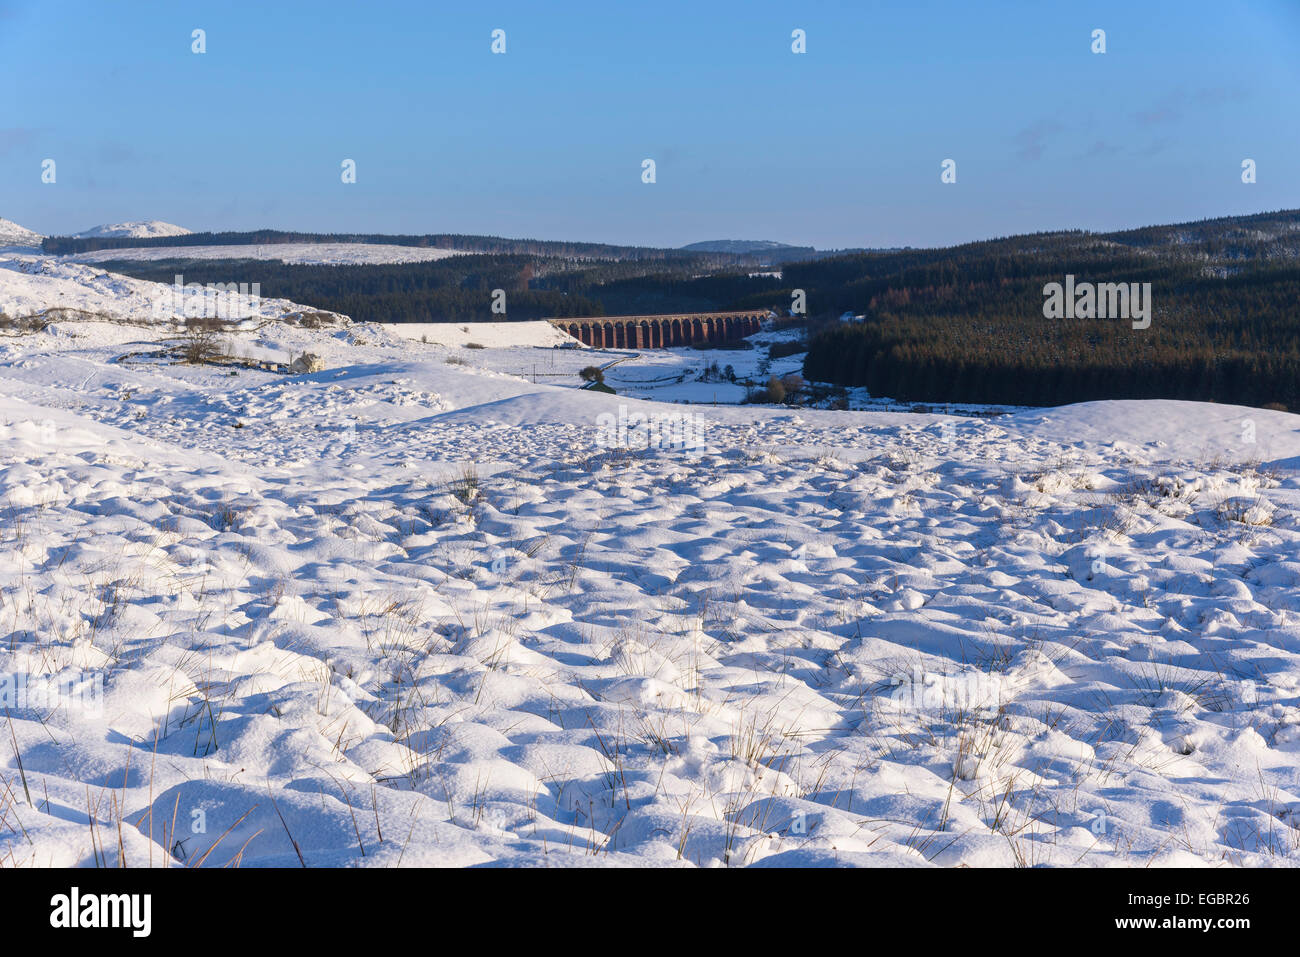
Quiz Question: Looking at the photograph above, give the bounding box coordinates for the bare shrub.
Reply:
[179,318,227,364]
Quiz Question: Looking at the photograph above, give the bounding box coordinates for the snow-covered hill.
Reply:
[74,220,191,239]
[0,217,44,248]
[2,258,1299,868]
[0,252,344,324]
[70,242,464,266]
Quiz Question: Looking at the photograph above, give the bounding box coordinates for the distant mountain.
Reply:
[681,240,812,255]
[680,240,884,264]
[74,221,191,239]
[0,217,44,248]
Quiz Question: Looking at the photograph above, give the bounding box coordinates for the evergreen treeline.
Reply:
[534,268,782,315]
[46,229,746,264]
[99,255,780,323]
[799,248,1300,409]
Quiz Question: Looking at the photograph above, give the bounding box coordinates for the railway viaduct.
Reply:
[550,310,768,349]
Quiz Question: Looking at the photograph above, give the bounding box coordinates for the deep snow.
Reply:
[2,254,1299,867]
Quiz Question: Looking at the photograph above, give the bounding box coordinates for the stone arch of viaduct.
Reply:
[551,311,767,349]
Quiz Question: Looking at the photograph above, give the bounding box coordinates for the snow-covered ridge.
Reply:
[0,252,343,325]
[0,217,44,248]
[69,242,465,266]
[73,220,191,239]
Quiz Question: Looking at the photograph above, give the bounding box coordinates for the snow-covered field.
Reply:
[392,325,810,404]
[3,260,1300,868]
[70,243,466,267]
[383,321,574,349]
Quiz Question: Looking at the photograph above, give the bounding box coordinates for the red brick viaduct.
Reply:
[550,310,768,349]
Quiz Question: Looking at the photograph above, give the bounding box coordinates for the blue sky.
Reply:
[2,0,1298,248]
